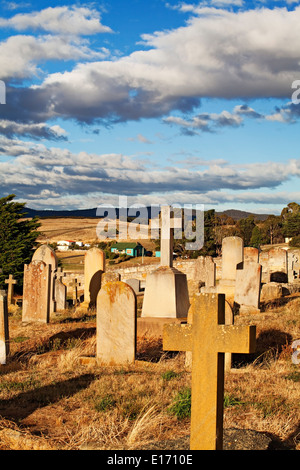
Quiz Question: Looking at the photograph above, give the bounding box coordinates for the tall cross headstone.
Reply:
[142,206,189,318]
[163,293,256,450]
[151,205,182,267]
[5,274,17,306]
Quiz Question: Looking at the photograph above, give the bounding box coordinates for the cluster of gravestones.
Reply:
[1,206,298,449]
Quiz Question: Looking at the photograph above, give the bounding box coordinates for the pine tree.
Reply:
[0,194,41,289]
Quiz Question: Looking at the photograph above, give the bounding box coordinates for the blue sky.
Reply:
[0,0,300,214]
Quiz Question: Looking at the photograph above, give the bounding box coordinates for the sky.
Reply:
[0,0,300,215]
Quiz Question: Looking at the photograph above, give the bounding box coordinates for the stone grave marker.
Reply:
[288,249,300,283]
[125,278,141,295]
[0,291,9,364]
[55,269,67,311]
[244,247,259,263]
[96,281,136,365]
[163,293,256,450]
[32,244,58,313]
[22,260,51,323]
[142,206,190,318]
[214,236,244,306]
[267,247,288,283]
[234,261,262,313]
[5,274,17,306]
[82,247,105,309]
[221,237,244,281]
[195,256,216,288]
[102,272,120,285]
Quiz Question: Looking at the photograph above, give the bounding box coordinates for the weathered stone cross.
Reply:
[163,293,256,450]
[151,205,182,267]
[5,274,17,306]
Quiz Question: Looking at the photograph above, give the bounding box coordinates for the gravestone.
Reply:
[221,237,244,281]
[5,274,17,306]
[213,236,244,306]
[54,271,67,311]
[244,247,259,263]
[195,256,215,287]
[267,247,288,283]
[288,249,300,283]
[163,293,256,450]
[0,292,9,364]
[234,261,262,313]
[102,272,120,285]
[82,247,105,309]
[125,278,141,294]
[96,281,136,365]
[142,206,190,318]
[260,282,283,302]
[22,261,51,323]
[32,245,58,313]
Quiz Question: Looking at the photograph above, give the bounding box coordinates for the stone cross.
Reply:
[151,205,182,267]
[163,293,256,450]
[5,274,17,306]
[56,267,65,281]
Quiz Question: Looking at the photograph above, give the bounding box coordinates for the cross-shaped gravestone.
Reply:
[163,293,256,450]
[5,274,17,306]
[151,205,182,267]
[55,267,65,281]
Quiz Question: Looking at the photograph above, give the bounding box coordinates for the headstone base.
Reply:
[141,266,190,318]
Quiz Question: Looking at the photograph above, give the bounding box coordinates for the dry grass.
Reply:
[0,296,300,450]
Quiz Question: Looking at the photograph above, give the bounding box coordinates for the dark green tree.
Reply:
[249,225,262,248]
[0,194,41,289]
[236,216,256,246]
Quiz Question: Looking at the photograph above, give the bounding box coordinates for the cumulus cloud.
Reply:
[1,135,300,208]
[2,5,300,125]
[0,119,67,140]
[163,101,300,134]
[0,6,112,35]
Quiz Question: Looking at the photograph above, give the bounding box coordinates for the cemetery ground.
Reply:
[0,294,299,451]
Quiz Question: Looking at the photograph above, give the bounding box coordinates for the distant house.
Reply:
[57,240,76,251]
[111,242,145,257]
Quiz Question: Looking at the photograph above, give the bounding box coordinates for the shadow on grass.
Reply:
[11,327,96,363]
[0,373,95,423]
[232,328,293,368]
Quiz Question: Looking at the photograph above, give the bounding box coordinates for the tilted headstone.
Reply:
[32,245,58,313]
[22,260,51,323]
[0,291,9,364]
[234,261,262,313]
[83,247,105,309]
[163,293,256,450]
[96,281,136,365]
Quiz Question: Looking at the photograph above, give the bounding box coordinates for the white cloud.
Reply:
[0,6,112,35]
[0,135,300,208]
[0,34,110,80]
[0,119,67,140]
[11,5,299,124]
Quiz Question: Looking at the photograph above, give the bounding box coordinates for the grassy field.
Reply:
[0,294,300,450]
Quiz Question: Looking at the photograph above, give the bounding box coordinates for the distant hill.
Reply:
[216,209,271,221]
[22,206,272,221]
